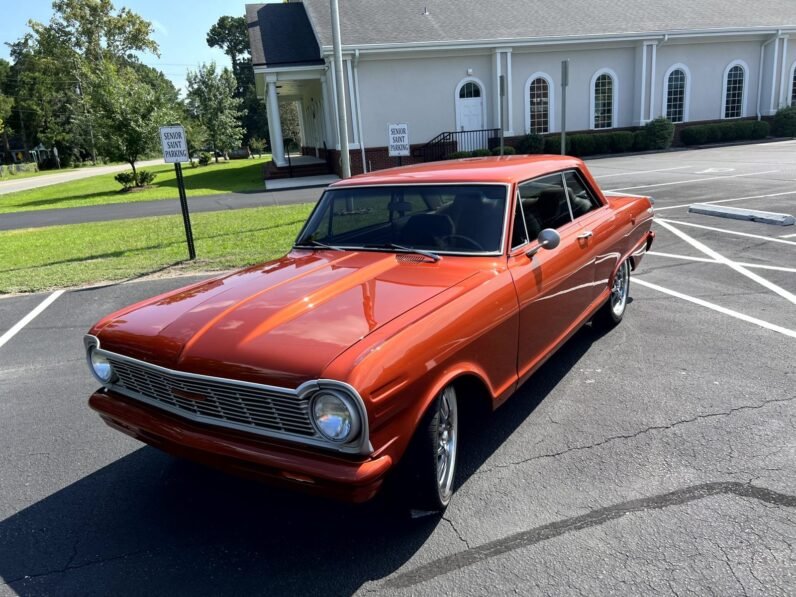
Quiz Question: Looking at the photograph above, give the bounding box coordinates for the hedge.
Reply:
[680,120,770,145]
[772,106,796,137]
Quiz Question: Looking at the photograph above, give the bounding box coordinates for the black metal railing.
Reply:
[412,128,500,162]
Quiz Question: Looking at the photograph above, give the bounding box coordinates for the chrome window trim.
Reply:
[296,182,512,257]
[84,335,372,455]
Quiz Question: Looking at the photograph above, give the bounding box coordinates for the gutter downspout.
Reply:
[353,49,367,174]
[758,33,779,119]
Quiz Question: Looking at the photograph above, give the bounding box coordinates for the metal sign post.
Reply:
[561,60,569,156]
[159,125,195,260]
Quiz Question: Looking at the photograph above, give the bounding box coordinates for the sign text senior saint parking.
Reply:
[388,123,410,157]
[160,125,189,163]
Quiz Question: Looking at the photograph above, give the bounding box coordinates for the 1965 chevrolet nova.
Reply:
[85,155,654,510]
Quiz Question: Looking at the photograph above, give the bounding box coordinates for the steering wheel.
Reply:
[439,234,485,251]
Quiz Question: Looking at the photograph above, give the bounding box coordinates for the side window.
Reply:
[511,192,529,248]
[563,171,601,219]
[518,173,573,239]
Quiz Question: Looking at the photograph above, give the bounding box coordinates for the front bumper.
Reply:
[89,389,393,503]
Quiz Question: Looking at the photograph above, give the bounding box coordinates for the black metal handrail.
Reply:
[412,128,500,162]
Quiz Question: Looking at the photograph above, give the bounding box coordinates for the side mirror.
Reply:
[526,228,561,258]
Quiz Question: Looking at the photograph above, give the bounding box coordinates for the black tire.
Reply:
[396,386,459,512]
[594,258,630,329]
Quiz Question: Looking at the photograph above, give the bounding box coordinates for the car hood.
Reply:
[94,251,476,388]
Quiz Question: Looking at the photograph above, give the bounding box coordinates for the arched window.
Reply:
[666,68,686,123]
[723,63,746,119]
[592,71,616,129]
[459,82,481,99]
[528,77,550,134]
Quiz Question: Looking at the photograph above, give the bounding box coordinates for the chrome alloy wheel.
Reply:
[435,386,458,504]
[611,260,630,318]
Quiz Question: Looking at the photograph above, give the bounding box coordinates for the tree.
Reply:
[206,15,268,144]
[0,60,13,155]
[91,62,177,184]
[7,0,163,164]
[186,62,243,162]
[206,16,249,94]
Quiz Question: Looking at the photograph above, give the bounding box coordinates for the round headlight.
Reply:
[89,349,115,383]
[311,391,360,443]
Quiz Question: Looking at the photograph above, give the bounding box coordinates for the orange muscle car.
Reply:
[85,155,654,510]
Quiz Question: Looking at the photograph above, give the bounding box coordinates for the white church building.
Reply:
[245,0,796,176]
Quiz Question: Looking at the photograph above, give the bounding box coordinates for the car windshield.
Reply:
[295,184,508,255]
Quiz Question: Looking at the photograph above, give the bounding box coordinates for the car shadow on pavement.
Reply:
[0,325,607,596]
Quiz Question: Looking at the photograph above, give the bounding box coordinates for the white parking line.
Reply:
[655,218,796,246]
[593,166,691,179]
[648,251,796,273]
[655,190,796,212]
[633,278,796,339]
[0,290,65,349]
[781,232,796,238]
[655,220,796,305]
[607,170,778,192]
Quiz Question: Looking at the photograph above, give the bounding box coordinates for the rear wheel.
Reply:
[595,259,630,328]
[397,385,459,511]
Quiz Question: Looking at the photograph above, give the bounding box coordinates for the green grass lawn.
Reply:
[0,156,271,214]
[0,202,312,294]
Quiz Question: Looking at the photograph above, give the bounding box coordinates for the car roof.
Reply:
[330,155,585,187]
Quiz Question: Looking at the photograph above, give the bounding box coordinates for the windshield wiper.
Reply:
[295,239,344,252]
[365,243,441,262]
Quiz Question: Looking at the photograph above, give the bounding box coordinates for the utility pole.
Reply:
[330,0,351,178]
[16,72,28,158]
[74,60,97,165]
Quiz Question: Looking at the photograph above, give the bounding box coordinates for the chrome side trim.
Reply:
[83,335,372,455]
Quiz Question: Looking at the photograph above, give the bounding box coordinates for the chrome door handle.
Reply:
[577,230,593,239]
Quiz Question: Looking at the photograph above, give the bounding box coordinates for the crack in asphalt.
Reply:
[442,515,471,549]
[385,482,796,589]
[475,396,796,476]
[5,548,152,588]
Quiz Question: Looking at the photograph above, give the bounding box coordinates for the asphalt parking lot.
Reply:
[1,142,794,596]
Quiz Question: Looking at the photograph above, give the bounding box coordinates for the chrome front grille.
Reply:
[106,356,317,438]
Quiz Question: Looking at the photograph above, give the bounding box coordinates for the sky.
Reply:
[0,0,280,92]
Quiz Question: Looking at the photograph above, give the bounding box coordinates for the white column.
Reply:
[494,50,502,129]
[505,50,513,135]
[267,81,286,166]
[648,43,657,120]
[320,75,334,149]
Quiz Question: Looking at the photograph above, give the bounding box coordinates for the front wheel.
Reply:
[397,385,459,511]
[595,259,630,328]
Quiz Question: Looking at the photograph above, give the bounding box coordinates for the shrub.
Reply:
[516,133,545,154]
[680,120,771,146]
[644,117,675,150]
[568,134,596,157]
[680,125,707,146]
[633,130,650,151]
[491,145,516,155]
[609,131,635,153]
[591,134,612,155]
[448,151,472,159]
[114,171,136,190]
[543,135,563,154]
[249,137,266,157]
[772,106,796,137]
[471,148,493,157]
[137,170,157,186]
[198,152,212,166]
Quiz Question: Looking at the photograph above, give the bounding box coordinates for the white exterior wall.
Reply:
[259,33,796,154]
[510,45,636,133]
[656,40,762,121]
[356,52,494,148]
